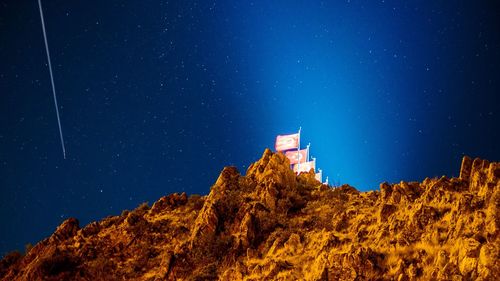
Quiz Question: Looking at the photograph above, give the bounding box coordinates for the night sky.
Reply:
[1,1,499,256]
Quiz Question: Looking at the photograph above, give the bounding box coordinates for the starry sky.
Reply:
[1,1,499,256]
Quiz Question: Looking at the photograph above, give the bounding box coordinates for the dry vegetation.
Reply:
[1,150,498,280]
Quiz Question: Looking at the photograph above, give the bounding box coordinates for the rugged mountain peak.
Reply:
[246,148,297,190]
[1,151,498,280]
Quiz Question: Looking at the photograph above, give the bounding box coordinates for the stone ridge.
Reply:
[0,150,498,280]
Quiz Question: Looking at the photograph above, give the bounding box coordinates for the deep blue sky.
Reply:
[1,1,499,255]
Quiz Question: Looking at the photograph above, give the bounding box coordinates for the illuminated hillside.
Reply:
[1,150,498,280]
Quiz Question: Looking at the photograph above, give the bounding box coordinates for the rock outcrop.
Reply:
[1,150,499,280]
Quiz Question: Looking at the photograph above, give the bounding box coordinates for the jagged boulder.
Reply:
[150,192,188,214]
[49,218,79,243]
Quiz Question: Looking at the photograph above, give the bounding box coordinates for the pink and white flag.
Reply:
[293,160,316,174]
[285,149,308,164]
[315,170,322,182]
[275,133,299,152]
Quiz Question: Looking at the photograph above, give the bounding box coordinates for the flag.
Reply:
[315,170,322,182]
[275,133,299,151]
[293,160,316,174]
[285,149,308,164]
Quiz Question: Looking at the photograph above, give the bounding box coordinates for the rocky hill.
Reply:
[1,149,499,280]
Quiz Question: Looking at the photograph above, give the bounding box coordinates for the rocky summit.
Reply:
[1,150,499,280]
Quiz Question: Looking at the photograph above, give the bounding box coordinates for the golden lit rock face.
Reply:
[1,150,499,280]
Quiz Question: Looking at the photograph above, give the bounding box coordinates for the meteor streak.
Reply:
[37,0,66,159]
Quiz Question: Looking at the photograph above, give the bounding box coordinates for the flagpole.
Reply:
[307,143,310,162]
[297,127,301,172]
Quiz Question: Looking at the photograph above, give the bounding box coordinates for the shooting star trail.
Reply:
[37,0,66,159]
